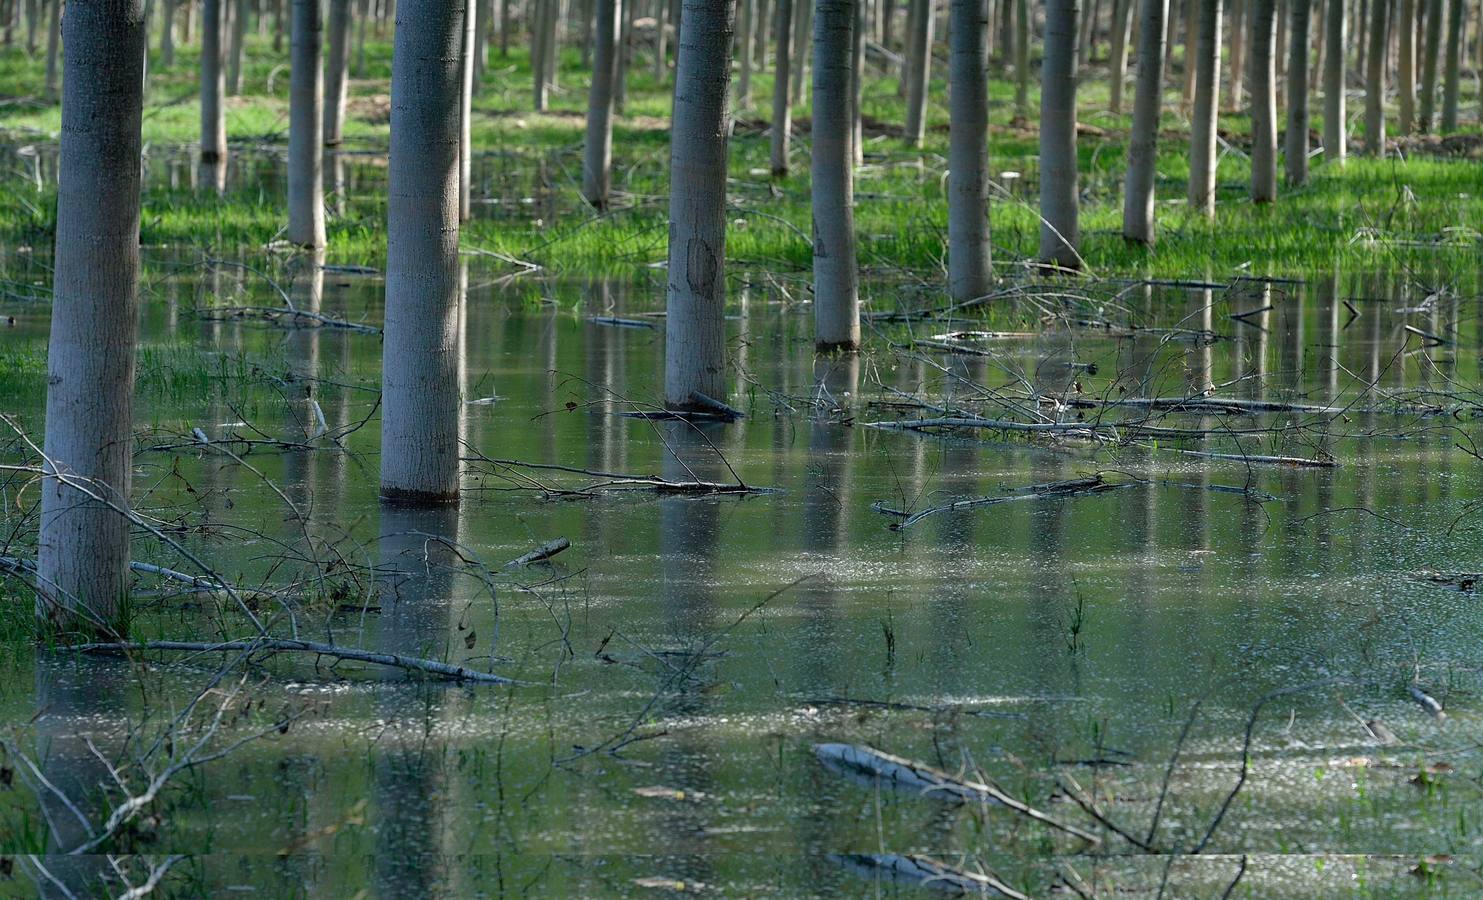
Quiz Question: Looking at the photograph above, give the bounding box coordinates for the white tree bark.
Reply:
[1284,0,1309,183]
[948,0,990,299]
[1322,0,1345,159]
[1439,0,1461,130]
[288,0,326,246]
[459,0,476,220]
[1108,0,1134,112]
[664,0,735,409]
[851,0,864,166]
[1123,0,1167,244]
[1228,0,1244,106]
[1038,0,1081,269]
[1362,0,1385,152]
[903,0,933,145]
[1248,0,1277,199]
[201,0,228,164]
[324,0,353,145]
[1418,0,1442,130]
[381,0,466,503]
[813,0,860,349]
[227,0,248,94]
[771,0,794,174]
[584,0,620,207]
[39,0,147,633]
[1188,0,1222,213]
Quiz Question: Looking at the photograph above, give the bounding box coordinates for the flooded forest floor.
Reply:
[1,29,1483,899]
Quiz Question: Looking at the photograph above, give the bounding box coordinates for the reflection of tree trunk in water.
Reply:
[1185,287,1214,395]
[282,252,325,535]
[1276,282,1304,392]
[373,504,462,896]
[798,355,858,686]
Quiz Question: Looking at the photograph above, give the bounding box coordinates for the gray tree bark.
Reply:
[1039,0,1081,269]
[738,0,753,105]
[1228,0,1244,106]
[1248,0,1277,199]
[1108,0,1134,112]
[227,0,248,94]
[161,0,175,65]
[948,0,990,298]
[771,0,793,174]
[1397,0,1415,130]
[1123,0,1167,243]
[1363,0,1385,152]
[201,0,228,164]
[460,0,476,220]
[325,0,353,145]
[903,0,933,145]
[1188,0,1222,213]
[1323,0,1345,159]
[1014,0,1028,117]
[39,0,147,634]
[381,0,466,503]
[288,0,325,246]
[1419,0,1442,129]
[1439,0,1460,130]
[43,0,59,96]
[814,0,860,349]
[1284,0,1309,183]
[584,0,620,206]
[851,0,864,165]
[664,0,735,409]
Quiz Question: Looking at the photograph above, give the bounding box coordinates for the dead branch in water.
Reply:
[70,640,520,685]
[831,854,1030,898]
[463,453,772,496]
[814,743,1100,843]
[502,537,571,569]
[875,475,1126,530]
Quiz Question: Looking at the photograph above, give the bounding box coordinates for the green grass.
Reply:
[0,28,1479,282]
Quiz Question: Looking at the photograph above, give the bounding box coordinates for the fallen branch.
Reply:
[70,640,519,685]
[502,537,571,569]
[877,475,1125,530]
[831,854,1029,899]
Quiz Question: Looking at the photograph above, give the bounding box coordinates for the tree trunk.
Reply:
[1181,0,1197,108]
[1014,0,1028,117]
[1188,0,1222,213]
[161,0,175,65]
[1419,0,1441,130]
[851,0,865,164]
[325,0,352,144]
[1284,0,1309,183]
[288,0,325,246]
[381,0,466,503]
[228,0,248,93]
[584,0,620,206]
[665,0,734,409]
[460,0,476,219]
[771,0,793,174]
[1228,0,1244,106]
[813,0,860,349]
[615,0,631,109]
[1039,0,1080,268]
[1439,0,1460,130]
[1323,0,1345,159]
[947,0,990,298]
[655,0,669,79]
[1079,0,1097,65]
[42,0,59,96]
[792,0,811,102]
[39,0,147,635]
[738,0,753,105]
[357,0,371,74]
[1123,0,1167,243]
[1248,0,1277,199]
[1109,0,1134,112]
[533,0,549,108]
[1363,0,1385,152]
[201,0,228,164]
[1396,0,1415,130]
[903,0,933,144]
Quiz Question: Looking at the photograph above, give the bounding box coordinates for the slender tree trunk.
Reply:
[584,0,619,206]
[881,0,894,43]
[24,0,36,53]
[1039,0,1081,268]
[289,0,325,246]
[201,0,228,165]
[1014,0,1028,116]
[1079,0,1097,64]
[792,0,811,102]
[161,0,175,65]
[664,0,735,409]
[754,0,769,66]
[1249,0,1277,199]
[1439,0,1460,130]
[228,0,248,93]
[1363,0,1385,152]
[851,0,865,164]
[1123,0,1167,243]
[39,0,147,634]
[1188,0,1222,213]
[738,0,753,105]
[357,0,371,74]
[533,0,549,109]
[903,0,933,144]
[998,0,1013,62]
[1284,0,1310,182]
[814,0,860,349]
[474,0,491,84]
[325,0,352,144]
[42,0,59,96]
[1419,0,1442,129]
[460,0,476,219]
[948,0,990,298]
[1356,0,1367,74]
[1324,0,1346,158]
[655,0,668,79]
[381,0,466,503]
[1109,0,1134,111]
[1228,0,1244,106]
[771,0,793,174]
[615,0,631,109]
[1181,0,1197,108]
[1396,0,1415,129]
